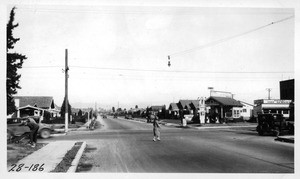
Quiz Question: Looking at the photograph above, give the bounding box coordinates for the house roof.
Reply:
[206,96,243,107]
[14,96,55,109]
[169,103,179,110]
[238,101,254,107]
[18,105,45,111]
[150,105,165,111]
[72,108,80,113]
[54,103,61,110]
[178,100,199,110]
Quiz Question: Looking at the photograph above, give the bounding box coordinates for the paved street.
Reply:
[41,116,294,173]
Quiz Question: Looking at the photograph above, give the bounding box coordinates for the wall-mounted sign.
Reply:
[254,99,292,105]
[211,91,233,98]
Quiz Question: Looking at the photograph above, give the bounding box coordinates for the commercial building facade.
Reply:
[253,99,292,118]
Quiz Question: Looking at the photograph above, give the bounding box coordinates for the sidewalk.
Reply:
[7,141,84,172]
[7,118,98,173]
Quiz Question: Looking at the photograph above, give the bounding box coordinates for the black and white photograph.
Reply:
[2,0,298,177]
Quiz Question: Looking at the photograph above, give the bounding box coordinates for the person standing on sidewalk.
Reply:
[21,117,39,147]
[152,112,161,142]
[179,109,184,125]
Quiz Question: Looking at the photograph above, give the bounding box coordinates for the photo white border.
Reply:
[1,0,299,179]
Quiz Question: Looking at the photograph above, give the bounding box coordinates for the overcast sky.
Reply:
[7,4,295,109]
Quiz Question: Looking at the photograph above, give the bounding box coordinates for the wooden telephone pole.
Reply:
[65,49,69,132]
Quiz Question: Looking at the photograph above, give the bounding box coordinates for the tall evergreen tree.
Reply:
[60,98,72,121]
[78,109,83,117]
[7,7,27,115]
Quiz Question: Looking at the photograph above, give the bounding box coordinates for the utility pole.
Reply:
[65,49,69,133]
[266,88,272,100]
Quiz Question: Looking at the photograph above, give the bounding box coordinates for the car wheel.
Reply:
[39,129,51,139]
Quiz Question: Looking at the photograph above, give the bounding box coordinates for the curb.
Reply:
[195,125,257,129]
[163,123,180,127]
[51,133,67,137]
[275,137,294,143]
[119,117,148,124]
[67,141,87,173]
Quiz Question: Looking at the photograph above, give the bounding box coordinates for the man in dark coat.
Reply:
[21,117,39,147]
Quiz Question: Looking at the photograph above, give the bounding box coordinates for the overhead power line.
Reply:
[23,66,63,68]
[21,65,293,74]
[169,15,294,57]
[69,65,293,74]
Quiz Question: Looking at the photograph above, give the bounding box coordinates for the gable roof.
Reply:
[238,101,254,107]
[178,100,199,110]
[14,96,55,109]
[206,96,243,107]
[150,105,165,111]
[169,103,179,110]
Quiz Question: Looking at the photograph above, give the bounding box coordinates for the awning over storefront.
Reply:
[261,104,290,109]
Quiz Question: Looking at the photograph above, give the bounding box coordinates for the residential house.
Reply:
[178,100,199,115]
[128,108,145,117]
[72,108,80,116]
[168,103,180,119]
[12,96,60,118]
[238,101,254,120]
[149,105,166,118]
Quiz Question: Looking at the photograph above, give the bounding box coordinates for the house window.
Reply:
[277,110,282,114]
[233,109,240,118]
[270,109,277,114]
[283,110,289,114]
[263,110,269,114]
[243,109,247,113]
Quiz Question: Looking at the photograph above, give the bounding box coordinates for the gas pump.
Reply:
[199,97,206,124]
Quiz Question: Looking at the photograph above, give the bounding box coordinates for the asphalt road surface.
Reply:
[43,115,294,173]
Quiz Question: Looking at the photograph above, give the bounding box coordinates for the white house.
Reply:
[11,96,60,118]
[238,101,254,120]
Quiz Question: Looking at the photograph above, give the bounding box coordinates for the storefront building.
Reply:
[205,96,243,123]
[253,99,292,118]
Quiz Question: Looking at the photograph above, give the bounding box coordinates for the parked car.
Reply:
[256,113,294,136]
[102,114,107,119]
[7,116,55,139]
[125,114,133,119]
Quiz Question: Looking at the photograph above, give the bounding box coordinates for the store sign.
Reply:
[211,91,232,98]
[254,99,291,105]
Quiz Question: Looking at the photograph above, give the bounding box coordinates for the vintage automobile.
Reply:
[102,114,107,119]
[125,114,133,119]
[7,116,55,140]
[256,113,294,136]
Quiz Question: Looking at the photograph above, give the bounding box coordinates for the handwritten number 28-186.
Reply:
[9,164,45,172]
